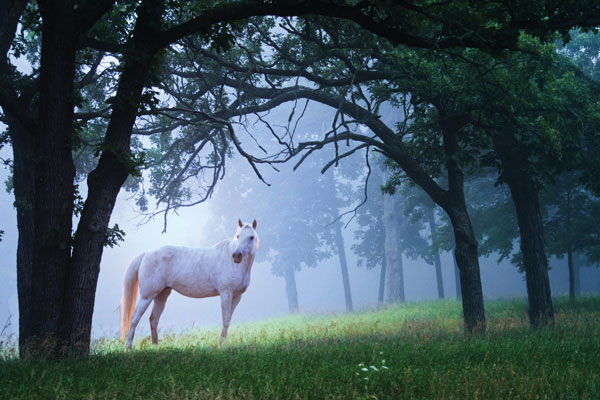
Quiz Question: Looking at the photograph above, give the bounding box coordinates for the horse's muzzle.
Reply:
[232,252,243,264]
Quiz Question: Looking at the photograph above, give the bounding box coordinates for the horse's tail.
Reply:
[119,253,144,342]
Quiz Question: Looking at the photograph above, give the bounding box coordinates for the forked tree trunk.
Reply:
[493,131,554,327]
[334,221,353,312]
[284,266,299,314]
[428,208,445,299]
[60,0,164,354]
[383,193,405,303]
[8,0,163,356]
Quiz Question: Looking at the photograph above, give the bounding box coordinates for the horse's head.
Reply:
[232,219,259,264]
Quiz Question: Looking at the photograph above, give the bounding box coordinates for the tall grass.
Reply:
[1,297,599,399]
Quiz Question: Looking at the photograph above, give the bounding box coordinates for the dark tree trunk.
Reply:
[440,117,485,334]
[567,249,575,303]
[446,205,485,333]
[454,255,462,300]
[378,257,386,306]
[7,116,36,357]
[27,2,78,355]
[493,131,554,327]
[60,0,165,355]
[334,221,353,312]
[428,208,445,299]
[284,266,299,313]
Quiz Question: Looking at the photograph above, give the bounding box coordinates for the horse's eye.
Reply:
[250,236,254,240]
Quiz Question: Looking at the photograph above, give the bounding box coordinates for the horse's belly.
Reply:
[168,274,219,298]
[173,286,219,298]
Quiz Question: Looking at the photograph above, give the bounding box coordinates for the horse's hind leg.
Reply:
[126,297,153,350]
[150,287,172,345]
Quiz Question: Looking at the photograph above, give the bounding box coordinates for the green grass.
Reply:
[1,297,599,399]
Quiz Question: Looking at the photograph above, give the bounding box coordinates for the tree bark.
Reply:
[446,205,485,333]
[383,193,405,303]
[440,117,485,334]
[428,208,445,299]
[28,2,78,355]
[493,131,554,327]
[334,221,353,312]
[6,116,36,357]
[284,266,299,314]
[454,255,462,300]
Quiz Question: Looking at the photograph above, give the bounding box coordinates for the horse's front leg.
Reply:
[219,290,234,345]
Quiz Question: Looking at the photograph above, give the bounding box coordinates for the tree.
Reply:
[2,0,408,357]
[148,17,488,333]
[3,0,600,356]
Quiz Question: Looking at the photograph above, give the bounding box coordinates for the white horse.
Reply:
[120,219,259,349]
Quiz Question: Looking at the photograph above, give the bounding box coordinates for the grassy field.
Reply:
[1,297,599,399]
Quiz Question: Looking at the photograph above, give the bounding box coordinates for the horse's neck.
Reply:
[242,251,256,273]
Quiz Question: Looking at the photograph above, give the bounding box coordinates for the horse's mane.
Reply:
[212,239,232,250]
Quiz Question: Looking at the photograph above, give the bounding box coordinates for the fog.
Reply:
[1,111,599,340]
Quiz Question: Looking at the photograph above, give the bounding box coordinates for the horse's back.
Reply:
[138,244,225,299]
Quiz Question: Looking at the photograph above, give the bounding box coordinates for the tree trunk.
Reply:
[493,131,554,327]
[440,117,485,334]
[446,205,485,333]
[454,255,462,300]
[284,266,299,313]
[334,221,353,312]
[383,193,405,303]
[378,257,386,306]
[60,0,165,355]
[428,208,445,299]
[567,249,575,303]
[574,255,581,296]
[7,116,36,357]
[27,2,78,355]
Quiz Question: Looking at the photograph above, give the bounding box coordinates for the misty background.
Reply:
[2,97,600,341]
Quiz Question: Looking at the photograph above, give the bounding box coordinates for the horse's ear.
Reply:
[252,219,257,229]
[238,219,243,228]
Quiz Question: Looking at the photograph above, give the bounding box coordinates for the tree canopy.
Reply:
[2,0,600,356]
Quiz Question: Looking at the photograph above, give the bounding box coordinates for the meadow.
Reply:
[0,297,599,399]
